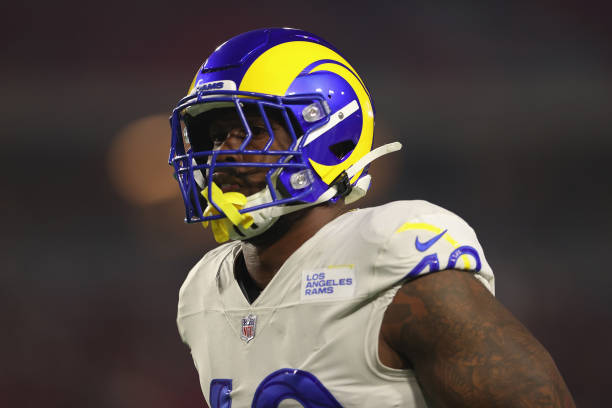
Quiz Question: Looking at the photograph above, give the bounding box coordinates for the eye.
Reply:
[210,131,226,145]
[250,125,268,137]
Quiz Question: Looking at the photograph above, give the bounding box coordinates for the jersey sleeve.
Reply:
[177,257,205,346]
[176,249,218,345]
[372,201,495,294]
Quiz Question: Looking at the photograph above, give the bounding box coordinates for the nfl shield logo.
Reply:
[240,314,257,343]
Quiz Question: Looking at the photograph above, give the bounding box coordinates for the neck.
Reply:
[240,204,346,290]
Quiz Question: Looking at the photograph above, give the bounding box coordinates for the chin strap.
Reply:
[343,142,402,204]
[201,183,254,243]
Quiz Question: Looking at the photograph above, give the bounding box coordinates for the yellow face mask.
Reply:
[201,182,254,243]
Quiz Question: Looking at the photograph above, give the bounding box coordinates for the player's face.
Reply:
[208,109,292,196]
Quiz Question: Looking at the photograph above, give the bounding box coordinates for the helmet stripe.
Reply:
[304,100,360,146]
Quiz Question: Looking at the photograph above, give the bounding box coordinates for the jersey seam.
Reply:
[362,285,417,381]
[367,213,439,381]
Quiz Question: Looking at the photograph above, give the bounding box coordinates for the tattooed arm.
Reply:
[380,270,575,407]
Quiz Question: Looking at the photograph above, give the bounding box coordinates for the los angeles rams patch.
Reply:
[300,266,356,302]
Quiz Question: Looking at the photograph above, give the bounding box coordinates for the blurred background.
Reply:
[2,0,611,406]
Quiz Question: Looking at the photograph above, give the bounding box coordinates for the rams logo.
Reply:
[195,80,224,91]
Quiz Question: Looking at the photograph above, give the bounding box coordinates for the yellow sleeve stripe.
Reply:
[395,222,471,269]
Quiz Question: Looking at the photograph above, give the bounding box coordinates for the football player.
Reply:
[170,28,575,407]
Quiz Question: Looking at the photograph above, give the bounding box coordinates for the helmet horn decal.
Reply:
[240,41,374,185]
[239,41,357,96]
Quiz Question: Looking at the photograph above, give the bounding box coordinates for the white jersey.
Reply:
[177,200,494,407]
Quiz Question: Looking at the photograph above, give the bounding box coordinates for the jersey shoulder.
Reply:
[358,200,494,293]
[345,200,470,245]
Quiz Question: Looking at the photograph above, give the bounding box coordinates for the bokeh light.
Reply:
[107,114,177,207]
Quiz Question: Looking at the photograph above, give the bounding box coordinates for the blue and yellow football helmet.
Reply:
[169,28,400,242]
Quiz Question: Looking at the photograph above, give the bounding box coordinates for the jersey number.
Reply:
[210,368,342,408]
[407,245,481,278]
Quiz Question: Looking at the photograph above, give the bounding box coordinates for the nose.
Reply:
[215,127,245,163]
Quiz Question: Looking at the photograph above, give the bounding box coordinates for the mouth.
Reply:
[211,168,269,196]
[219,183,241,193]
[212,171,245,193]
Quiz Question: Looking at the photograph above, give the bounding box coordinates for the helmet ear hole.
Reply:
[329,140,356,160]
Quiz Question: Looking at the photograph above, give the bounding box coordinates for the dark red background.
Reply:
[2,1,611,406]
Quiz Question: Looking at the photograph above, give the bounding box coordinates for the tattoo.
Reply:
[381,270,575,407]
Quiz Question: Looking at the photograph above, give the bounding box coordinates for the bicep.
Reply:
[381,270,575,408]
